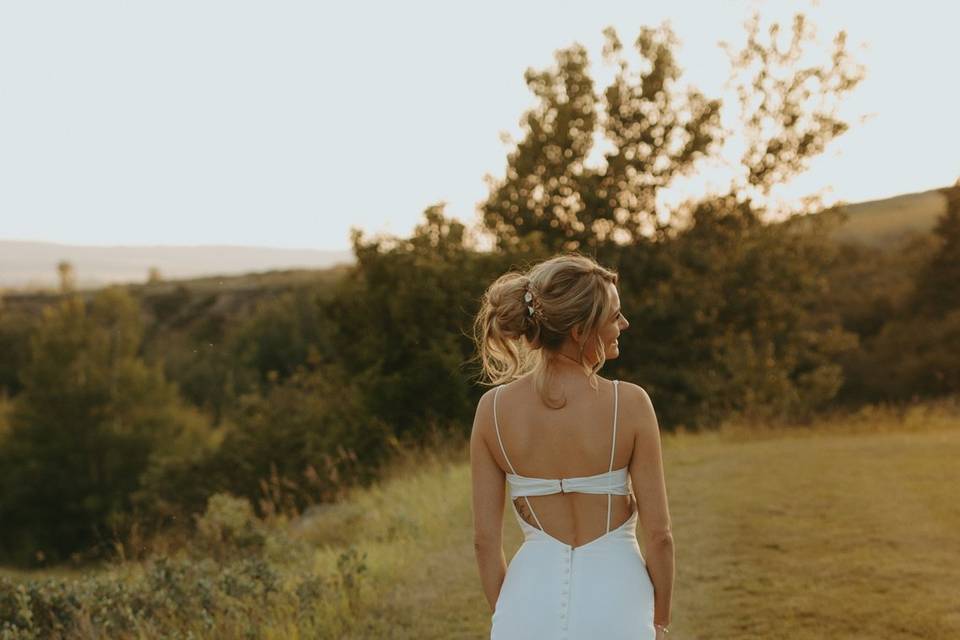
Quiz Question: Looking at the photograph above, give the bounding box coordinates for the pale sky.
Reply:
[1,0,958,251]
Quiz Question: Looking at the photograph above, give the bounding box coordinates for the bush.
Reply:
[0,289,217,566]
[0,550,364,640]
[191,493,267,562]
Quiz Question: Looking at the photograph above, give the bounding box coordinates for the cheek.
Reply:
[601,327,617,343]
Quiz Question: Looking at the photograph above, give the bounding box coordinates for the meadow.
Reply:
[2,398,959,639]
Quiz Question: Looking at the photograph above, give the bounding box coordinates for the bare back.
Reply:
[489,374,638,549]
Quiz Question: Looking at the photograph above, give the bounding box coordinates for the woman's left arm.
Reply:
[470,389,508,612]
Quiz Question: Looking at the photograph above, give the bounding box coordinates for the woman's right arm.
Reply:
[470,389,509,612]
[625,383,674,631]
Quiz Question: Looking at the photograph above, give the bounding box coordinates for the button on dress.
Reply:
[489,380,656,640]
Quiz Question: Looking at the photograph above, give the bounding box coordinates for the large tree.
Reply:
[0,288,206,564]
[729,13,864,199]
[481,25,722,255]
[911,182,960,317]
[333,205,507,438]
[481,13,864,254]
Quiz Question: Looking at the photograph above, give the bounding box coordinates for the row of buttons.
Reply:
[559,546,572,638]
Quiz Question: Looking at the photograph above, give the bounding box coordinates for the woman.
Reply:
[470,254,674,639]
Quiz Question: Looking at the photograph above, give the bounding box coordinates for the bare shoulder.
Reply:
[471,386,500,438]
[615,380,654,408]
[615,380,661,439]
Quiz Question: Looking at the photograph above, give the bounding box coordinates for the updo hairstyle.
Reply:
[472,253,619,407]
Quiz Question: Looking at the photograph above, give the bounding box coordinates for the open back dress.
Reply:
[489,380,656,640]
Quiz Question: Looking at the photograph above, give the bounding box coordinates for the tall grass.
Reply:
[0,425,471,640]
[2,398,959,639]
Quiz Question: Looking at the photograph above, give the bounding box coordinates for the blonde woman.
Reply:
[470,254,674,639]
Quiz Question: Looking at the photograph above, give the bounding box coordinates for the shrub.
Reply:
[191,493,267,562]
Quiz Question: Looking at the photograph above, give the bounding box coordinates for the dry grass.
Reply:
[335,397,960,639]
[666,426,960,638]
[4,400,958,638]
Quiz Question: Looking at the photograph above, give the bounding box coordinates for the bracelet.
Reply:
[654,622,670,634]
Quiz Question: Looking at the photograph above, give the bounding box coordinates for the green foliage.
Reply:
[0,395,10,444]
[0,485,372,639]
[727,13,865,195]
[123,402,224,549]
[212,363,391,512]
[0,309,33,396]
[911,185,960,317]
[481,12,862,256]
[0,288,214,565]
[229,286,337,388]
[335,206,508,438]
[0,555,338,639]
[140,283,192,325]
[831,185,960,403]
[847,310,960,402]
[146,283,341,426]
[819,237,928,339]
[153,331,253,427]
[611,197,857,428]
[481,24,722,255]
[191,493,267,561]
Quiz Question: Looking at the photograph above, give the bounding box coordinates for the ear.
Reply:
[570,324,583,343]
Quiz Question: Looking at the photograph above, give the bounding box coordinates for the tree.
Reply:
[229,286,338,391]
[608,195,857,428]
[0,287,205,564]
[329,205,510,438]
[0,309,34,395]
[911,183,960,316]
[728,13,864,199]
[839,181,960,402]
[211,363,391,513]
[480,13,864,256]
[57,260,75,294]
[481,25,722,256]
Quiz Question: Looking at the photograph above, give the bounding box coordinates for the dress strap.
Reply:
[493,385,518,475]
[606,380,620,533]
[493,384,545,531]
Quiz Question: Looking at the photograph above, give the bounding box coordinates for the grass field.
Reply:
[3,400,959,639]
[342,401,960,639]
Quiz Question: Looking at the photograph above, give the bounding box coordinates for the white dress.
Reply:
[490,380,656,640]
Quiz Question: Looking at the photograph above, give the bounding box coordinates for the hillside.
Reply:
[0,239,353,292]
[828,187,950,248]
[2,185,956,294]
[0,264,350,323]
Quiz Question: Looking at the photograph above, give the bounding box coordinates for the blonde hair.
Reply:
[472,253,619,408]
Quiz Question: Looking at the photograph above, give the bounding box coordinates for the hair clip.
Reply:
[524,290,534,316]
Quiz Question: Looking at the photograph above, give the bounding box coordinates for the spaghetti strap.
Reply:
[606,380,619,533]
[493,385,517,474]
[494,384,545,531]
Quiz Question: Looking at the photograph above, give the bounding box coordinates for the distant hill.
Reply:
[828,188,950,248]
[1,185,954,293]
[0,240,354,292]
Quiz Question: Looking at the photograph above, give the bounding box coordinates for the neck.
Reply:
[550,349,595,370]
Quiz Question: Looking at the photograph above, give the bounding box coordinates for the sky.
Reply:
[1,0,958,251]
